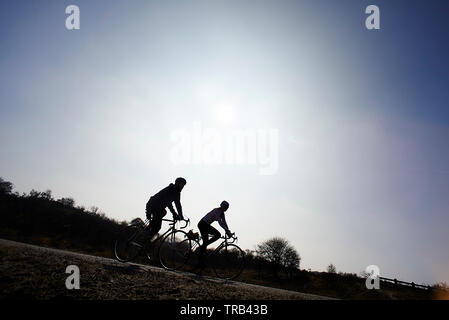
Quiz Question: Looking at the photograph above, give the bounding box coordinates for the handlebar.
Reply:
[179,218,190,229]
[162,217,190,229]
[223,232,238,243]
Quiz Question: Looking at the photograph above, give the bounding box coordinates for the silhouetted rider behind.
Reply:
[145,177,186,239]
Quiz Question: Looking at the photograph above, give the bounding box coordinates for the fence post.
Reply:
[394,278,397,286]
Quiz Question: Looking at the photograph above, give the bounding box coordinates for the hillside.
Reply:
[0,238,332,300]
[0,188,445,300]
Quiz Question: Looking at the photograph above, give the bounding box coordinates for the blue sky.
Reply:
[1,0,449,285]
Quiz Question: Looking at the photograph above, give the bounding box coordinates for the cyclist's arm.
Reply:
[167,202,177,219]
[174,193,184,219]
[218,215,230,233]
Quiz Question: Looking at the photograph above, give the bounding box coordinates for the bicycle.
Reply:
[114,217,194,271]
[189,232,245,280]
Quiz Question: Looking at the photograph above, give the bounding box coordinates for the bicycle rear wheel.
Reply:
[212,244,245,280]
[114,225,146,262]
[158,230,192,271]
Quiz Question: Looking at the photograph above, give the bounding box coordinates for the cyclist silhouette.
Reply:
[144,177,186,240]
[197,200,232,268]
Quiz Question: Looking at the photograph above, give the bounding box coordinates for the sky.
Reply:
[1,0,449,285]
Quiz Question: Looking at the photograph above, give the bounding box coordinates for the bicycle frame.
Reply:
[147,218,189,243]
[131,218,189,252]
[213,234,238,254]
[191,233,238,256]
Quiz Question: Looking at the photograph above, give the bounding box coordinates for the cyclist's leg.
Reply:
[198,220,210,253]
[198,221,221,253]
[206,225,221,246]
[146,207,166,239]
[144,201,153,233]
[196,220,210,268]
[145,200,152,223]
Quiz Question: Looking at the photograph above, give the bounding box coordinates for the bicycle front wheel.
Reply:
[158,230,192,271]
[212,244,245,280]
[114,225,145,262]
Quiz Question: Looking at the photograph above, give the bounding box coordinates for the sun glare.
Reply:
[215,104,234,125]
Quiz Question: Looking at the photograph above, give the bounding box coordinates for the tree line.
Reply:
[0,177,125,255]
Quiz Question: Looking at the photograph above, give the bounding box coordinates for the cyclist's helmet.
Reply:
[175,177,187,185]
[220,200,229,209]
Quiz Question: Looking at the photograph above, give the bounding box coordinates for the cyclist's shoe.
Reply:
[187,230,199,241]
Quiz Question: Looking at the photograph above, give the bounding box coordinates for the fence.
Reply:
[379,276,431,291]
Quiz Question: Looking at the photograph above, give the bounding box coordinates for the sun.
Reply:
[214,103,234,125]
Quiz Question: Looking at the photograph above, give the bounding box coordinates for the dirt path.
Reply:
[0,238,335,300]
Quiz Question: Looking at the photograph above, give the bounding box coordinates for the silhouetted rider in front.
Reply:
[145,177,186,239]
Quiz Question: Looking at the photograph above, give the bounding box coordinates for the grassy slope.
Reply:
[0,193,440,299]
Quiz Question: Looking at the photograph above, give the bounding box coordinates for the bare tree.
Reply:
[89,206,99,215]
[28,189,52,199]
[41,189,53,200]
[359,270,370,278]
[283,245,301,278]
[256,237,300,278]
[0,177,13,194]
[327,263,337,274]
[29,189,41,198]
[57,197,75,207]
